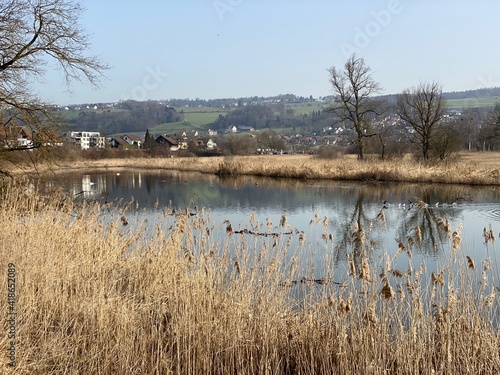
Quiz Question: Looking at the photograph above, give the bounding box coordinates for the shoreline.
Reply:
[6,152,500,186]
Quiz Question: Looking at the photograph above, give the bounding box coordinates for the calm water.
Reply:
[41,170,500,281]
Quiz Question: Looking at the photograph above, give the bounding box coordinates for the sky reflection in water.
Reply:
[45,170,500,282]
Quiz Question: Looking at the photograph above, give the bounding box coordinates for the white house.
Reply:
[206,138,217,150]
[122,134,144,148]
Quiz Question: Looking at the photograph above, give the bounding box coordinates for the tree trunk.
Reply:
[357,133,364,160]
[378,134,385,160]
[423,142,429,160]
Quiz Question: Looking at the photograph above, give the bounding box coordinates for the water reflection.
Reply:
[40,170,500,271]
[71,174,109,199]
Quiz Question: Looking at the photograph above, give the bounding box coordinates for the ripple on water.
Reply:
[463,203,500,222]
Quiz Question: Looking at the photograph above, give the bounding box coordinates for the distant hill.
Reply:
[58,88,500,135]
[442,87,500,100]
[374,87,500,106]
[60,100,183,135]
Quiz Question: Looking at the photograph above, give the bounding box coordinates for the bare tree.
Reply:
[326,54,384,160]
[396,81,446,160]
[431,121,463,160]
[0,0,108,159]
[459,108,481,152]
[477,103,500,151]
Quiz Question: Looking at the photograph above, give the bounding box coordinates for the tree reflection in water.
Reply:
[41,170,500,281]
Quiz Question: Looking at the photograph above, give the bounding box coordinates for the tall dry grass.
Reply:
[0,181,499,374]
[15,152,500,185]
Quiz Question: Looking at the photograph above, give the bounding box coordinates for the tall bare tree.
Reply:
[326,54,384,160]
[396,81,446,160]
[477,103,500,151]
[0,0,107,160]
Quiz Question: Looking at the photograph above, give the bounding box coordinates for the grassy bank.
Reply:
[0,181,499,373]
[17,152,500,186]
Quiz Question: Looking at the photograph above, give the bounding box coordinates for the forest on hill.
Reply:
[62,100,183,135]
[59,88,500,136]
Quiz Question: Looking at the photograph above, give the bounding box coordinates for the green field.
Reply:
[179,111,226,126]
[151,121,201,134]
[152,107,227,134]
[287,102,325,115]
[446,96,499,109]
[177,107,227,125]
[177,106,225,113]
[151,103,324,135]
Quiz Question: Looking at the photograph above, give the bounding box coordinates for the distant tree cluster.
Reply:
[66,101,182,134]
[215,129,287,156]
[168,94,317,109]
[211,103,332,132]
[442,87,500,100]
[478,103,500,151]
[325,54,477,161]
[212,105,275,130]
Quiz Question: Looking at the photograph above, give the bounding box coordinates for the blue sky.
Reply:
[35,0,500,105]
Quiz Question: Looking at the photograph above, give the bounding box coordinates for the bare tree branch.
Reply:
[326,54,384,160]
[396,81,446,160]
[0,0,108,170]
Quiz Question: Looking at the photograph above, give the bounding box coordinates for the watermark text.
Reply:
[213,0,243,21]
[340,0,407,57]
[6,263,16,367]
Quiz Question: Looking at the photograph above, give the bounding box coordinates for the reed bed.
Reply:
[19,152,500,185]
[0,181,500,374]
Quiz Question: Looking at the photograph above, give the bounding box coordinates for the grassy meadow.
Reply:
[0,178,500,373]
[446,96,500,109]
[152,107,227,134]
[286,102,325,115]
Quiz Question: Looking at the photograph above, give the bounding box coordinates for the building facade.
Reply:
[68,131,106,149]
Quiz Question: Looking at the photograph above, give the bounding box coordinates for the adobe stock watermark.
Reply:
[478,74,500,89]
[6,263,16,368]
[464,74,500,108]
[213,0,243,21]
[121,65,169,102]
[189,183,220,206]
[340,0,408,58]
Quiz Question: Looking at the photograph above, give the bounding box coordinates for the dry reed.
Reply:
[7,152,500,186]
[0,180,499,374]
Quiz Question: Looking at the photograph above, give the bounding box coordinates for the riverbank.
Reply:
[12,152,500,185]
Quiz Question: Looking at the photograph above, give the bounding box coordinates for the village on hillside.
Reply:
[0,89,496,157]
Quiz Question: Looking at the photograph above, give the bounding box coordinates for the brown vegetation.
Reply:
[0,181,499,373]
[8,152,500,186]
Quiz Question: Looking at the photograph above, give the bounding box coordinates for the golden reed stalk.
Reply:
[0,180,498,374]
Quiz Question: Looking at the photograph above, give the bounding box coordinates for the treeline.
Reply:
[165,88,500,110]
[61,88,500,135]
[211,104,331,131]
[376,87,500,103]
[168,94,317,109]
[64,100,182,134]
[442,87,500,100]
